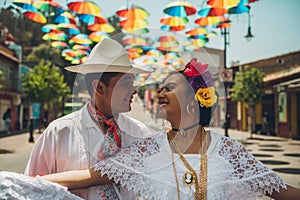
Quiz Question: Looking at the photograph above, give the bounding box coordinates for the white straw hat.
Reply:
[65,38,151,74]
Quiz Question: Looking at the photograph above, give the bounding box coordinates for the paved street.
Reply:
[0,97,300,189]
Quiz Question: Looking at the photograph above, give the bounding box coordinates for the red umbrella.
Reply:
[24,11,47,23]
[195,16,227,26]
[67,1,101,15]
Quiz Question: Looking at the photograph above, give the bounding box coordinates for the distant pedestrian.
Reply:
[2,108,11,134]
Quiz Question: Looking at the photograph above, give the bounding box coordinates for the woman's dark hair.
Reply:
[85,72,120,96]
[166,71,217,127]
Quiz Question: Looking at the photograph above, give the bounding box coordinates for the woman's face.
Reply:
[156,73,194,123]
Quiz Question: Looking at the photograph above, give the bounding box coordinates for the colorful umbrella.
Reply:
[41,23,58,33]
[146,49,163,57]
[163,1,197,17]
[228,0,249,14]
[207,0,239,8]
[87,23,115,33]
[122,35,148,46]
[194,16,227,26]
[160,25,186,32]
[67,1,101,15]
[185,27,207,36]
[198,7,227,17]
[125,47,144,54]
[42,31,67,41]
[51,41,69,49]
[55,12,76,24]
[79,13,107,25]
[157,35,177,42]
[12,0,36,11]
[69,34,93,45]
[72,44,91,51]
[116,5,150,20]
[33,0,64,16]
[88,31,110,42]
[160,16,189,26]
[119,19,148,31]
[57,23,80,34]
[24,11,47,23]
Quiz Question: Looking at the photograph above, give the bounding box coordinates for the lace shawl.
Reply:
[94,131,287,200]
[0,171,83,200]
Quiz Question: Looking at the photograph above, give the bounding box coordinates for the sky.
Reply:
[1,0,300,65]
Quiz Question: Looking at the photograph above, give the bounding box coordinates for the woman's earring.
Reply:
[186,104,195,115]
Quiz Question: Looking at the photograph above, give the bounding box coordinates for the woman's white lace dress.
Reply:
[0,130,286,200]
[94,130,286,200]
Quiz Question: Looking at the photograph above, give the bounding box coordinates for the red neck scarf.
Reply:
[87,102,121,160]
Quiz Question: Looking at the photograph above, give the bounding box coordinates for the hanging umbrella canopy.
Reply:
[57,23,80,34]
[195,16,227,26]
[55,11,76,24]
[74,49,90,57]
[163,1,197,17]
[146,49,163,57]
[160,25,186,32]
[119,19,149,31]
[24,11,47,23]
[12,0,37,11]
[87,23,115,32]
[198,7,228,17]
[116,5,150,20]
[51,41,69,49]
[207,0,240,8]
[41,23,58,32]
[185,27,207,36]
[228,0,249,14]
[122,35,149,46]
[42,31,67,41]
[88,31,110,42]
[125,46,144,54]
[160,16,189,26]
[69,33,93,45]
[67,0,101,15]
[157,35,177,42]
[72,44,91,51]
[79,13,107,24]
[33,0,64,16]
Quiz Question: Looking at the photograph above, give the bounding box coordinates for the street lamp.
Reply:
[245,9,254,41]
[221,27,230,137]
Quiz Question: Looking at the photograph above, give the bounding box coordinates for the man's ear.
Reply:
[92,80,105,95]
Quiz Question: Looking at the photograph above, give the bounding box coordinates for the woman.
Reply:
[43,58,300,199]
[1,58,299,199]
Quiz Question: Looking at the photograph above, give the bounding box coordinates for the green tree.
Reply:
[231,66,265,138]
[22,60,70,121]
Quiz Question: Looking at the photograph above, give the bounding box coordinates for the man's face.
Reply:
[106,73,136,115]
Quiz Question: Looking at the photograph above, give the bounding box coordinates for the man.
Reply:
[24,38,152,199]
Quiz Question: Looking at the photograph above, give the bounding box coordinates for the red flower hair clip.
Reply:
[183,58,209,77]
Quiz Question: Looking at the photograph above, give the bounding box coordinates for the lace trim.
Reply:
[219,136,287,196]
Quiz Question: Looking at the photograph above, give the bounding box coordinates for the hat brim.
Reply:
[65,64,152,74]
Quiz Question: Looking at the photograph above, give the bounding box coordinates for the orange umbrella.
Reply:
[24,11,47,23]
[119,19,148,31]
[87,23,115,33]
[116,5,150,20]
[195,16,227,26]
[207,0,239,8]
[186,27,207,36]
[122,35,148,46]
[67,1,101,15]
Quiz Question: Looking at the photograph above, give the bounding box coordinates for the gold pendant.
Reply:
[183,171,195,186]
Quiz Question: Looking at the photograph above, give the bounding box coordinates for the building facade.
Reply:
[230,50,300,139]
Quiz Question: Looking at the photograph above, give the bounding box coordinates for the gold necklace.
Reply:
[170,127,207,200]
